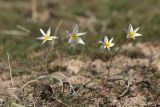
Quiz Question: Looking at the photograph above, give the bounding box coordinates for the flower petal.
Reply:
[128,24,133,32]
[49,36,58,40]
[68,37,72,43]
[99,41,103,44]
[109,37,113,43]
[40,29,45,36]
[77,37,85,45]
[47,27,51,36]
[107,47,110,52]
[42,40,47,44]
[104,36,108,42]
[36,36,44,40]
[134,27,140,33]
[110,43,115,47]
[135,33,142,37]
[100,45,106,49]
[77,32,86,36]
[73,24,78,34]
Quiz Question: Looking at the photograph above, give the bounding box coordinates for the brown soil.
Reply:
[0,42,160,106]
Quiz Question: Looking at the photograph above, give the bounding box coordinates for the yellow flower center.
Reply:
[71,33,77,40]
[128,32,135,38]
[44,34,49,40]
[104,41,110,48]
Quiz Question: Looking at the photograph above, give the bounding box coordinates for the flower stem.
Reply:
[106,39,128,103]
[107,39,128,79]
[44,20,63,83]
[107,53,113,79]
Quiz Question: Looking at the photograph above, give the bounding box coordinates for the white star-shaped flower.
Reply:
[127,24,142,40]
[99,36,115,51]
[68,24,86,46]
[36,27,57,44]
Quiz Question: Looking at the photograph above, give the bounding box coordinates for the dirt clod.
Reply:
[32,83,53,101]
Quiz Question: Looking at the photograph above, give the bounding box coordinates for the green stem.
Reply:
[44,20,63,83]
[107,39,128,79]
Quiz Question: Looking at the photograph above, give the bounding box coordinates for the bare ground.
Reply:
[0,42,160,107]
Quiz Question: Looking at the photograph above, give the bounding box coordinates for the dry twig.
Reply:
[7,52,14,88]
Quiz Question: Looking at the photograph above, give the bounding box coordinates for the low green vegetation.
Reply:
[0,0,160,59]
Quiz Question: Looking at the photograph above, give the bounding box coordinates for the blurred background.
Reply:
[0,0,160,59]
